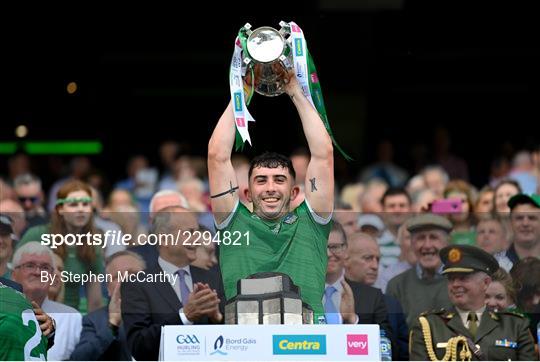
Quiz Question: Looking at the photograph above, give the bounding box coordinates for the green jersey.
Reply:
[218,200,332,318]
[0,283,48,361]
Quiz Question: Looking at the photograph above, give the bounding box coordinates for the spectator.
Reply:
[411,188,436,213]
[334,205,360,237]
[359,179,387,213]
[375,219,416,292]
[11,242,82,361]
[421,165,449,199]
[506,193,540,263]
[357,213,385,239]
[177,177,208,212]
[510,257,540,343]
[71,251,145,361]
[409,245,536,361]
[47,156,92,211]
[115,155,156,214]
[493,179,521,217]
[344,231,409,360]
[476,217,512,271]
[378,187,412,267]
[121,206,224,361]
[19,180,104,312]
[485,268,517,312]
[444,180,477,245]
[474,185,494,221]
[107,188,136,210]
[406,174,426,198]
[13,173,48,227]
[0,214,16,279]
[0,199,27,238]
[509,150,538,194]
[386,214,453,326]
[324,223,390,330]
[339,182,364,211]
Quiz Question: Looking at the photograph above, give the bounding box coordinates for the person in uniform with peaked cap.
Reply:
[409,244,537,361]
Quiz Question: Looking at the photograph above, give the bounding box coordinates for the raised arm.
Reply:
[208,100,240,225]
[285,73,334,219]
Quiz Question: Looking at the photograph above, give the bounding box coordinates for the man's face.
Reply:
[193,244,218,271]
[382,194,411,227]
[0,234,13,262]
[424,171,446,198]
[106,255,145,297]
[511,204,540,247]
[345,235,380,285]
[334,211,358,236]
[15,182,42,212]
[247,166,297,220]
[58,190,92,228]
[326,231,346,275]
[12,253,52,298]
[151,194,185,215]
[163,212,199,263]
[476,220,506,254]
[447,272,490,310]
[412,229,448,271]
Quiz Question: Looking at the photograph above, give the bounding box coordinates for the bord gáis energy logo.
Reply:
[272,335,326,355]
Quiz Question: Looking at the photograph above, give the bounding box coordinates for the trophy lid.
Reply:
[246,26,285,63]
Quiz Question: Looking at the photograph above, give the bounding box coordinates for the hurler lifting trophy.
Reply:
[210,20,346,326]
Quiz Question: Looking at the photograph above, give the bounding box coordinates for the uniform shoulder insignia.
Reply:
[420,308,447,317]
[498,310,525,318]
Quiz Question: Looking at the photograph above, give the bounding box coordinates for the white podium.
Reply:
[159,324,380,361]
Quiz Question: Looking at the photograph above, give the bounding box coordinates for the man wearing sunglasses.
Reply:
[14,173,48,227]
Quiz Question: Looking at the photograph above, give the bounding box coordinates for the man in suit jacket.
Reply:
[121,207,225,361]
[344,230,409,360]
[324,222,390,331]
[71,250,146,361]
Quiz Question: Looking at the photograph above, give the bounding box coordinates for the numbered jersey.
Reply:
[0,283,48,361]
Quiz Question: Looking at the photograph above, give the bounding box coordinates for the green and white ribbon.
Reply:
[289,21,352,161]
[229,37,255,148]
[230,22,352,160]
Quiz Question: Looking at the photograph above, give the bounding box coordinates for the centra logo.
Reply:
[176,334,200,344]
[272,335,326,355]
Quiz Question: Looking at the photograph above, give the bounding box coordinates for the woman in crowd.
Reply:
[443,180,477,245]
[19,180,104,312]
[474,186,494,220]
[485,268,517,312]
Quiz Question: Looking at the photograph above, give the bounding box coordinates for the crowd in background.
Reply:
[1,137,540,360]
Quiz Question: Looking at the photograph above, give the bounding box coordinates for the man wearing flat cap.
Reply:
[387,214,453,326]
[410,244,537,361]
[505,193,540,264]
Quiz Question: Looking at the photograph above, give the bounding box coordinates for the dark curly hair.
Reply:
[248,152,296,181]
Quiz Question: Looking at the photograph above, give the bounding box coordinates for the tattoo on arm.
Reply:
[210,181,239,199]
[310,178,317,192]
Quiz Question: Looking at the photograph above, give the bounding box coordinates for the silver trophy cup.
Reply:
[241,21,294,97]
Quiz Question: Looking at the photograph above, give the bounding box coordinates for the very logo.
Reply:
[347,334,368,355]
